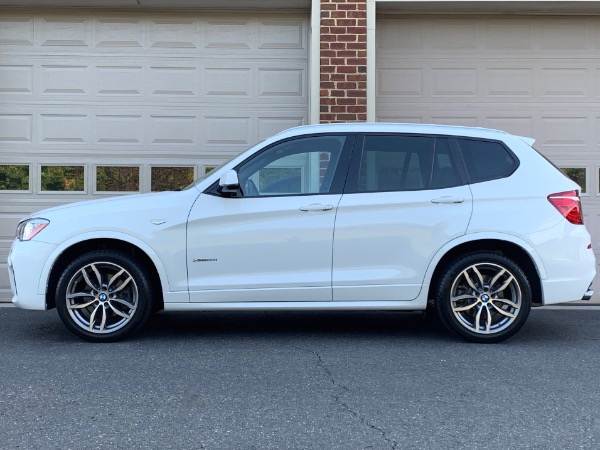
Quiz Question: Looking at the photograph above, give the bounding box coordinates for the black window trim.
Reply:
[204,132,355,198]
[204,131,521,198]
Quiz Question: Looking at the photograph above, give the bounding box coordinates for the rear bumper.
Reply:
[527,221,596,305]
[542,275,596,305]
[581,287,594,301]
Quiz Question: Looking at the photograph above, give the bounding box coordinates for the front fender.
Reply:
[37,231,175,299]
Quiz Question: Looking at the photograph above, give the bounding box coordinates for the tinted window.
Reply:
[431,139,461,189]
[236,136,345,197]
[357,135,433,192]
[457,139,517,183]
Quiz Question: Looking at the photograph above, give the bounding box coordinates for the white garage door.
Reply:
[377,15,600,296]
[0,10,308,301]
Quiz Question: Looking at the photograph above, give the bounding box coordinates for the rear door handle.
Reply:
[431,196,465,204]
[300,204,334,212]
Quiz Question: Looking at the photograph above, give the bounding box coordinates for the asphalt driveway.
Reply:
[1,306,599,449]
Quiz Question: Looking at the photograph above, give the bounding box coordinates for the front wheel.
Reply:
[55,250,154,342]
[435,252,532,343]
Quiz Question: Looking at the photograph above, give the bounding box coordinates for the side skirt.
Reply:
[164,300,427,312]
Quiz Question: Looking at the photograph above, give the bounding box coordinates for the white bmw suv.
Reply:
[7,123,596,343]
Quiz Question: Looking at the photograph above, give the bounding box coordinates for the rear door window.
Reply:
[356,135,433,192]
[431,138,461,189]
[351,135,463,193]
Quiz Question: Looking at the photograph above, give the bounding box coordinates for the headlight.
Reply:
[16,218,49,241]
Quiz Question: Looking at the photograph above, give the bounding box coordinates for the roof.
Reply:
[275,122,513,141]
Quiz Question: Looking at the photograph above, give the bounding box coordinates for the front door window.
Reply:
[236,135,346,197]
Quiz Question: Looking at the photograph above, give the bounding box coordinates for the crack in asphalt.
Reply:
[291,344,399,450]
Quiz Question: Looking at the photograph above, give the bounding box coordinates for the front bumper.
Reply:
[8,239,58,310]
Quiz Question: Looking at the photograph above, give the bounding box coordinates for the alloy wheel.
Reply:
[449,262,522,335]
[65,261,139,334]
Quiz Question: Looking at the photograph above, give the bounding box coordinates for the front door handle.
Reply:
[299,204,334,212]
[431,196,465,204]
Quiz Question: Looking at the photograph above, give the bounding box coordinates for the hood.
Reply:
[26,189,201,246]
[29,190,195,220]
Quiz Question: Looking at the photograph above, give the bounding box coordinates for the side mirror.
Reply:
[218,170,240,196]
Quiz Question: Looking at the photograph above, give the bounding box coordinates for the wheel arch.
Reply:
[425,236,544,307]
[43,234,167,311]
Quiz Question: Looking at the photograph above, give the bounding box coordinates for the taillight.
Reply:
[548,190,583,225]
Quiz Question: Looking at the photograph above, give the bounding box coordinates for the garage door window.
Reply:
[560,167,587,195]
[151,166,195,192]
[0,165,29,191]
[96,166,140,193]
[41,166,85,192]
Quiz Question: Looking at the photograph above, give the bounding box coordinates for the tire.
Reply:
[435,252,532,343]
[55,250,154,342]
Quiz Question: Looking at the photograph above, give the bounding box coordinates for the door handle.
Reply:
[431,196,465,204]
[299,204,334,212]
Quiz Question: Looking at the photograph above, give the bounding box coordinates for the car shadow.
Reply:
[4,306,597,346]
[139,310,447,342]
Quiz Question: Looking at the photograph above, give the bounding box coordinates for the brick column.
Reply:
[319,0,367,123]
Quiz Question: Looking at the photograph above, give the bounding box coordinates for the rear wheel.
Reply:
[55,250,154,342]
[435,252,532,343]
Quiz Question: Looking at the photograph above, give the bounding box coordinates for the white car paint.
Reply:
[7,123,596,321]
[187,192,341,302]
[332,184,473,301]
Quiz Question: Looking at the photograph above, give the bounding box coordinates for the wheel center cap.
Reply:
[98,293,108,302]
[481,294,490,303]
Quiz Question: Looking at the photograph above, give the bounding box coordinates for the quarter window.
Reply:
[457,139,517,183]
[236,136,346,197]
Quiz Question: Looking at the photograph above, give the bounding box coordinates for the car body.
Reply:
[7,123,596,342]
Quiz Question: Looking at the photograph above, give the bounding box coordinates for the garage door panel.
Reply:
[1,109,308,159]
[377,14,600,299]
[0,117,32,149]
[538,116,590,147]
[0,17,34,46]
[378,16,600,55]
[378,108,597,154]
[377,64,600,104]
[0,10,308,302]
[483,117,535,138]
[257,116,305,141]
[0,65,34,95]
[0,14,307,55]
[0,58,307,105]
[96,18,146,48]
[486,68,534,98]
